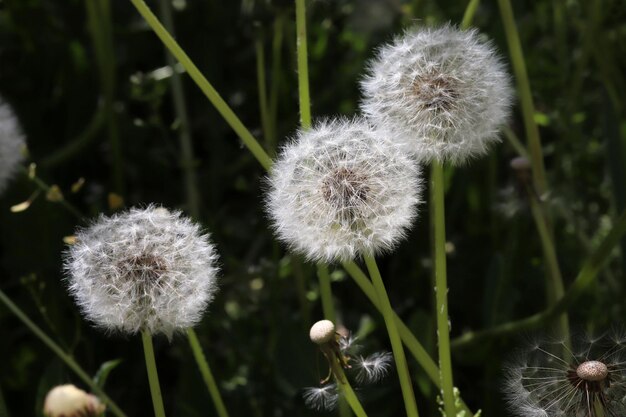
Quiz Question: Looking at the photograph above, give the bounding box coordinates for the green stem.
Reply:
[186,329,230,417]
[502,126,530,159]
[256,37,272,149]
[0,289,127,417]
[158,0,201,219]
[295,0,311,128]
[460,0,480,29]
[430,162,455,417]
[497,0,547,195]
[317,264,336,322]
[335,367,368,417]
[128,0,272,171]
[141,330,167,417]
[451,210,626,350]
[363,256,419,417]
[268,13,285,151]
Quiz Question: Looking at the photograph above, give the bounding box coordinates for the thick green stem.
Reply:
[363,256,419,417]
[158,0,201,219]
[0,289,127,417]
[128,0,272,171]
[430,162,455,417]
[186,329,230,417]
[317,264,336,323]
[451,210,626,349]
[141,330,167,417]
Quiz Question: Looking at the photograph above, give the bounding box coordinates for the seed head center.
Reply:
[576,360,608,382]
[321,167,369,208]
[412,71,459,111]
[120,254,167,282]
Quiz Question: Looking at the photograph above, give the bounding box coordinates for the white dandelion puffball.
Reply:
[360,25,513,165]
[65,206,219,337]
[0,97,26,194]
[266,118,421,263]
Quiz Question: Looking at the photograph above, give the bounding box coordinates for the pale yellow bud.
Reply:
[43,384,105,417]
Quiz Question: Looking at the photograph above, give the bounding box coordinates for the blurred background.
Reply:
[0,0,625,415]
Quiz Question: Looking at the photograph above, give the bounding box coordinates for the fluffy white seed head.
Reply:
[0,97,26,194]
[64,205,219,337]
[266,118,422,263]
[303,384,339,411]
[354,351,393,384]
[43,384,105,417]
[310,319,336,345]
[360,25,513,165]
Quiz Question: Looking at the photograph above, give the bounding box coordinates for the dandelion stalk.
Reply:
[127,0,272,171]
[318,264,336,323]
[497,0,570,347]
[141,330,167,417]
[430,161,455,417]
[363,255,419,417]
[255,37,272,148]
[0,289,127,417]
[186,329,230,417]
[158,0,201,219]
[334,367,369,417]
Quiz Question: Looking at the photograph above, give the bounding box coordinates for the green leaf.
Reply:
[93,359,122,389]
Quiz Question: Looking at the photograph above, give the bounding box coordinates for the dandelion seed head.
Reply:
[360,25,513,165]
[64,205,219,338]
[504,331,626,417]
[354,351,393,384]
[0,97,26,194]
[266,117,422,263]
[303,384,339,411]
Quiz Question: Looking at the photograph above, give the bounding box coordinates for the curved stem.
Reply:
[363,255,419,417]
[186,329,230,417]
[451,210,626,350]
[430,162,455,417]
[141,330,167,417]
[0,289,127,417]
[128,0,272,171]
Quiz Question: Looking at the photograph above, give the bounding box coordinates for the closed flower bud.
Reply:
[64,205,219,338]
[0,97,26,194]
[43,384,105,417]
[360,25,513,165]
[266,118,422,263]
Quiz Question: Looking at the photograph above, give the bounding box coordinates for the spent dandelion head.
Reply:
[266,117,422,263]
[504,331,626,417]
[360,24,513,165]
[64,205,219,338]
[43,384,105,417]
[0,96,26,194]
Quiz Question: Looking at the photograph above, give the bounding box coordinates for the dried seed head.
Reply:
[266,117,422,263]
[0,96,26,194]
[64,205,219,337]
[310,320,336,345]
[576,360,608,382]
[43,385,105,417]
[361,25,513,165]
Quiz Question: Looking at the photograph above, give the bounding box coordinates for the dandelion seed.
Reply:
[360,25,513,165]
[266,117,422,263]
[303,384,339,411]
[0,96,26,194]
[43,384,105,417]
[355,351,393,384]
[64,205,219,338]
[504,331,626,417]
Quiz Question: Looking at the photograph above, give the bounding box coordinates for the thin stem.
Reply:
[363,255,419,417]
[295,0,311,129]
[430,162,455,417]
[186,329,230,417]
[451,209,626,349]
[334,367,369,417]
[460,0,480,29]
[19,166,84,220]
[317,264,336,323]
[256,37,272,149]
[0,289,127,417]
[141,330,167,417]
[268,13,285,151]
[158,0,201,219]
[502,126,530,159]
[128,0,272,171]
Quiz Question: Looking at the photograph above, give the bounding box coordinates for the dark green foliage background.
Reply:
[0,0,625,415]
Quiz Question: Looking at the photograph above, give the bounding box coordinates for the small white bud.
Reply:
[43,384,105,417]
[310,320,336,345]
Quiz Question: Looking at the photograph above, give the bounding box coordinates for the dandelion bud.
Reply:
[64,205,219,337]
[509,156,531,171]
[360,25,513,165]
[310,320,336,345]
[266,118,422,263]
[43,384,105,417]
[0,97,26,194]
